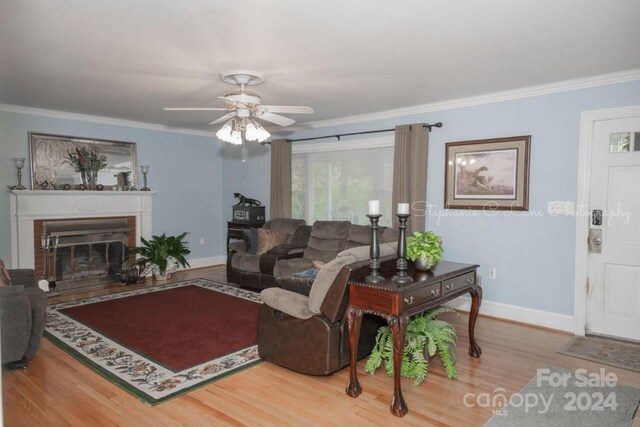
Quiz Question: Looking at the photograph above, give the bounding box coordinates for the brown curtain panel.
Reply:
[391,124,429,232]
[270,139,293,219]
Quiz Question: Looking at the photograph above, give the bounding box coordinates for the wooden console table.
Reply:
[345,261,482,417]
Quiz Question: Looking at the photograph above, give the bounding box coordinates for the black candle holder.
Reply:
[393,213,412,285]
[365,214,385,284]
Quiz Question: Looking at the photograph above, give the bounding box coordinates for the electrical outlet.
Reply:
[199,237,205,245]
[489,268,497,280]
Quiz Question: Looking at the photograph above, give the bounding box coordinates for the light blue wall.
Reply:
[223,80,640,316]
[0,111,227,264]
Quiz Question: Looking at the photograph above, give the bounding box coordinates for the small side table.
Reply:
[345,261,482,417]
[227,221,264,252]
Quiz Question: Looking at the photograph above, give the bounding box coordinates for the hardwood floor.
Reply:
[4,265,640,426]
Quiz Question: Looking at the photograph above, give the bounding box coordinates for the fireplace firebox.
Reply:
[42,218,131,285]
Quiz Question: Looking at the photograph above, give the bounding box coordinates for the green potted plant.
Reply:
[406,231,443,271]
[365,306,458,385]
[132,232,191,281]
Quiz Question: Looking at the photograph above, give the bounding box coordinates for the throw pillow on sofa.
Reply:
[257,228,288,255]
[242,229,259,255]
[0,259,11,287]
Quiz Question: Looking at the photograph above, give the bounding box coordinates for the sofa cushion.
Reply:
[230,252,261,273]
[242,229,258,254]
[381,227,399,243]
[303,221,351,263]
[290,224,312,248]
[273,258,314,279]
[260,288,314,320]
[228,239,247,253]
[257,228,288,255]
[308,254,357,314]
[344,224,371,249]
[265,218,306,243]
[0,259,11,287]
[337,241,397,262]
[277,276,314,296]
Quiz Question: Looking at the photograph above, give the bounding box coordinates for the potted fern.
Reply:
[133,232,191,281]
[406,231,443,271]
[365,306,457,385]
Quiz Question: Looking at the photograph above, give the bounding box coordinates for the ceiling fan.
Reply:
[163,70,314,144]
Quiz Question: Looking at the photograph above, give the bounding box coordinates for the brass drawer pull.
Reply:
[446,283,454,291]
[430,289,438,296]
[404,296,414,305]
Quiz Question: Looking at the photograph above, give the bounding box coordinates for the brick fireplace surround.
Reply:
[9,190,156,270]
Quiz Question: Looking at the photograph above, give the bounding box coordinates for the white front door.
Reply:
[586,114,640,342]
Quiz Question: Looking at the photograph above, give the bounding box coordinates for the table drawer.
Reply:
[402,282,442,310]
[443,272,475,296]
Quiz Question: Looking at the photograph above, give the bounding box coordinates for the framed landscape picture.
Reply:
[444,136,531,210]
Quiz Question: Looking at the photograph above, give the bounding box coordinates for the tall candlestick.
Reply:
[368,200,380,215]
[392,212,412,285]
[365,214,385,284]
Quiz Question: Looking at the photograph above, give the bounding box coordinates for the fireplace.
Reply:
[9,190,156,295]
[41,218,134,284]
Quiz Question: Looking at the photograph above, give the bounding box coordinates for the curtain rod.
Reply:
[261,122,443,145]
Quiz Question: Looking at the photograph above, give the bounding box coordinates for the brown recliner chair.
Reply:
[258,243,397,376]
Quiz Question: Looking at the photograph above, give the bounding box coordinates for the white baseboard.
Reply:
[446,296,574,332]
[183,255,227,270]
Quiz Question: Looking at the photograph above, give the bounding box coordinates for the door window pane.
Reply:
[609,132,640,153]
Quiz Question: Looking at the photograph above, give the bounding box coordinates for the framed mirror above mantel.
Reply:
[29,132,138,191]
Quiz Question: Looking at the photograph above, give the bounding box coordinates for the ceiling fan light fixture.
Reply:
[216,119,234,142]
[255,123,270,143]
[229,129,243,145]
[245,121,259,141]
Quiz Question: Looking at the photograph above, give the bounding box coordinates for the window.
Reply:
[292,137,394,227]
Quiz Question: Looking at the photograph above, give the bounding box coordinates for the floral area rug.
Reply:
[45,278,262,405]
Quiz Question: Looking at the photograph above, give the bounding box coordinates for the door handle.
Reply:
[588,229,602,253]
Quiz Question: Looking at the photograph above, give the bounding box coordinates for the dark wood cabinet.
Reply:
[226,221,264,252]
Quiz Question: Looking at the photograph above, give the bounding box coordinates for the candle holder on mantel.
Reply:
[365,214,385,284]
[7,157,26,190]
[140,165,151,191]
[392,212,413,285]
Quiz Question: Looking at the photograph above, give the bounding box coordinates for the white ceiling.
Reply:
[1,0,639,132]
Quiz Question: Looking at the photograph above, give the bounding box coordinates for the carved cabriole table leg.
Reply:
[387,314,409,417]
[468,285,483,358]
[345,305,363,397]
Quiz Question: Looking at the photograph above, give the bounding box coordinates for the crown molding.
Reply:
[0,103,217,138]
[287,68,640,132]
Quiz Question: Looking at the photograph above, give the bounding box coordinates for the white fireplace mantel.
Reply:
[9,190,157,269]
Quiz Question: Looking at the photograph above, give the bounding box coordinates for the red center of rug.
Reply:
[60,285,260,372]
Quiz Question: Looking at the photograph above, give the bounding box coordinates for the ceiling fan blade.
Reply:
[209,112,236,125]
[163,107,227,111]
[262,105,314,114]
[259,112,296,127]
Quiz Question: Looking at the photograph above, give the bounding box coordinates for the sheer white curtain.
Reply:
[292,138,394,226]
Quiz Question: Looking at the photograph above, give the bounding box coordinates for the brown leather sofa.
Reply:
[257,243,397,375]
[228,219,398,290]
[227,218,306,289]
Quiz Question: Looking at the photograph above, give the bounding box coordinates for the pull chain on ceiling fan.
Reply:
[163,70,314,144]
